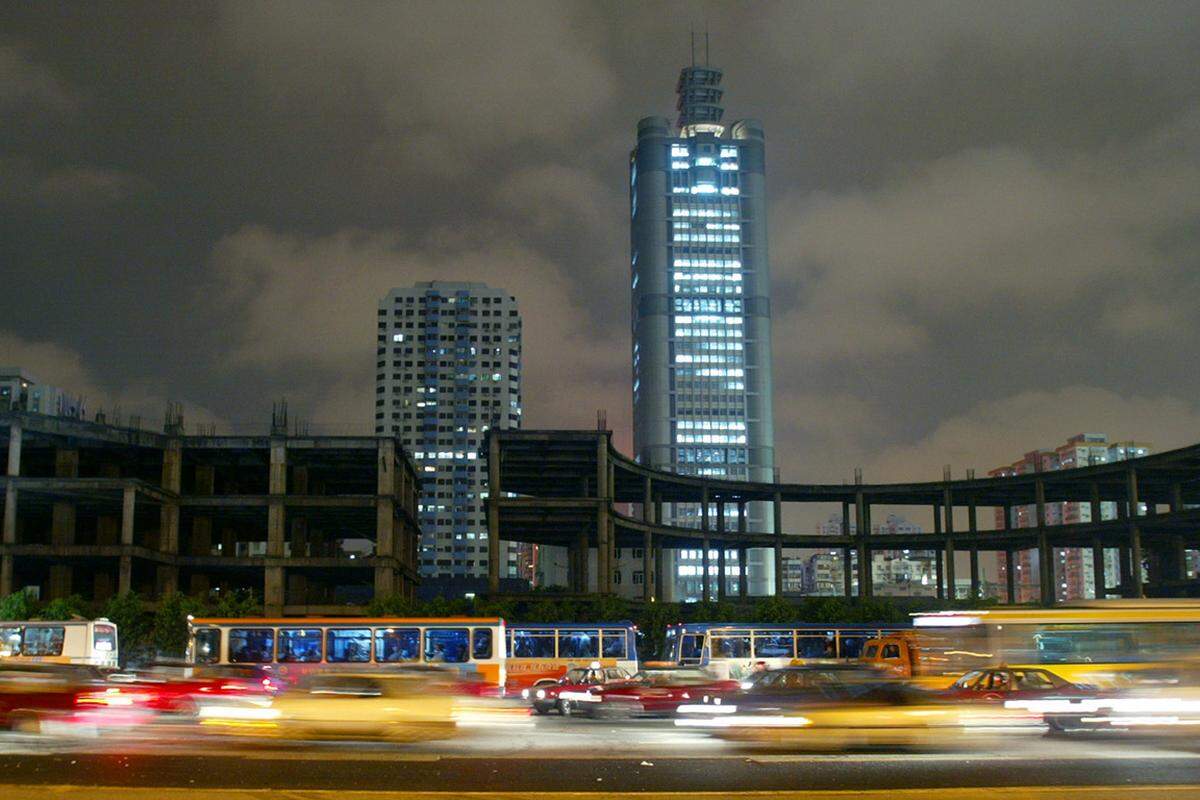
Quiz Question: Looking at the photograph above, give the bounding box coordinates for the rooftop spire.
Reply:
[676,35,724,137]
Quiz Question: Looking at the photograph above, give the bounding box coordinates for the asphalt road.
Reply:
[0,717,1197,795]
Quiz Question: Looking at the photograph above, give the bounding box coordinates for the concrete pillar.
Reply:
[2,483,16,547]
[49,565,72,599]
[935,549,945,600]
[160,440,182,556]
[1005,550,1016,603]
[737,500,748,598]
[0,556,12,596]
[943,487,956,599]
[1036,478,1053,605]
[1092,538,1106,598]
[969,547,980,599]
[264,566,284,615]
[701,486,711,603]
[373,566,394,600]
[654,542,664,601]
[292,465,309,496]
[1172,536,1188,581]
[642,476,653,602]
[266,440,287,559]
[855,491,871,598]
[773,492,783,596]
[93,571,114,602]
[119,485,136,595]
[594,435,611,595]
[155,564,178,596]
[968,497,977,533]
[488,431,502,594]
[842,547,853,598]
[192,516,213,556]
[716,500,726,601]
[195,464,215,495]
[1127,468,1144,598]
[376,441,396,564]
[933,502,942,535]
[6,422,21,477]
[1170,483,1183,514]
[51,448,79,546]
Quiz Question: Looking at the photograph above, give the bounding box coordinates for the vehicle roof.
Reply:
[191,617,504,625]
[913,602,1200,626]
[668,622,911,633]
[506,621,636,629]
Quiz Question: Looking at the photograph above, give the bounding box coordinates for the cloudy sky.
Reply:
[3,1,1199,527]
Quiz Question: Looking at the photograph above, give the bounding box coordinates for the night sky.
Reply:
[3,1,1199,527]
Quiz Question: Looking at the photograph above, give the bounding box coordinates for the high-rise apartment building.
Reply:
[630,60,775,600]
[375,282,524,586]
[799,513,938,596]
[989,433,1151,602]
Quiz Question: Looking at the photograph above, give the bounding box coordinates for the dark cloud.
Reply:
[2,0,1199,504]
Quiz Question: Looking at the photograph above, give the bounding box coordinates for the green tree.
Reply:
[102,592,151,666]
[37,594,89,621]
[0,590,39,621]
[153,592,204,658]
[366,592,420,617]
[210,588,260,618]
[752,594,795,623]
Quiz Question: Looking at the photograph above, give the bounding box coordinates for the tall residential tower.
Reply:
[630,62,776,599]
[376,282,525,589]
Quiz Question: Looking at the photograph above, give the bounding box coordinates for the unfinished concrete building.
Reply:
[0,410,421,614]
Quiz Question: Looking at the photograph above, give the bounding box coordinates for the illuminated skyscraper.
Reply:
[629,59,775,599]
[375,282,524,585]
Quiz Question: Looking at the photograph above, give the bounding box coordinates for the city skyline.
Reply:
[3,5,1200,520]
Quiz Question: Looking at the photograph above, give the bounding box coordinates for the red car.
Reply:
[941,667,1092,702]
[526,665,632,715]
[586,668,740,718]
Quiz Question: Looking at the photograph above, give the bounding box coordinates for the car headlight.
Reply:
[520,688,530,700]
[739,681,754,690]
[536,689,546,700]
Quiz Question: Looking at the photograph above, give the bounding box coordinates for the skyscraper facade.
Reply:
[630,62,775,599]
[989,433,1151,602]
[375,282,524,585]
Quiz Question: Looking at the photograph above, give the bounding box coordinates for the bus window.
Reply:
[277,629,323,663]
[229,628,275,663]
[680,634,703,663]
[558,630,599,659]
[711,634,751,658]
[194,628,220,664]
[510,629,556,658]
[0,627,22,657]
[753,633,795,658]
[471,628,493,660]
[797,635,833,659]
[425,628,469,663]
[601,629,627,659]
[93,624,116,654]
[327,628,371,663]
[839,635,870,659]
[22,626,64,657]
[375,628,419,662]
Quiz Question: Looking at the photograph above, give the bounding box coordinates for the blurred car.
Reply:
[246,671,458,742]
[582,667,740,718]
[941,666,1091,703]
[681,663,886,718]
[678,683,1005,749]
[525,664,632,716]
[105,667,272,717]
[1012,664,1200,735]
[0,663,155,734]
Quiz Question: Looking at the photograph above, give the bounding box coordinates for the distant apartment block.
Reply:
[989,433,1151,602]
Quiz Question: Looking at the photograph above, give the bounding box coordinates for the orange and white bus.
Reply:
[504,622,639,690]
[0,619,119,669]
[186,617,506,688]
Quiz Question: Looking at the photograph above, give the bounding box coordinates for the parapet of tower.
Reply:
[676,66,725,137]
